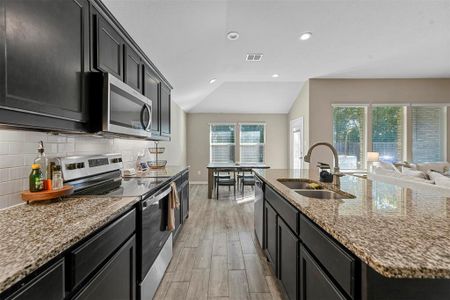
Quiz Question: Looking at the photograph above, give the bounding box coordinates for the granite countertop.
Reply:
[0,196,139,293]
[125,165,189,178]
[255,169,450,279]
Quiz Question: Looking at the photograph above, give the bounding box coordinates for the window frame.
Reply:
[332,103,449,169]
[209,123,237,163]
[370,104,406,164]
[239,122,266,164]
[332,104,368,170]
[409,104,447,163]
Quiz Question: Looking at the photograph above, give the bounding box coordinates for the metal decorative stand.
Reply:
[148,141,167,169]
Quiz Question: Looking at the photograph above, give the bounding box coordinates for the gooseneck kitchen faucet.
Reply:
[303,142,344,188]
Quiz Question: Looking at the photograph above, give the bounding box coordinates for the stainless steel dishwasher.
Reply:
[139,186,173,300]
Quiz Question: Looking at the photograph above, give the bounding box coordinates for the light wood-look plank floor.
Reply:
[154,184,285,300]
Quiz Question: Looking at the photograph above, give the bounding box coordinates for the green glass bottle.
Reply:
[29,164,44,192]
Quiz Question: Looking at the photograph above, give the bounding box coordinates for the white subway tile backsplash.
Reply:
[0,143,9,155]
[9,167,27,180]
[0,155,23,168]
[0,169,8,182]
[0,129,157,209]
[0,130,24,142]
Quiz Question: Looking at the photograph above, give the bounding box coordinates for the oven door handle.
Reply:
[142,186,172,209]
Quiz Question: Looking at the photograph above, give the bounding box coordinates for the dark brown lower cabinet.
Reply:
[278,217,299,300]
[299,244,346,300]
[181,181,189,220]
[265,202,277,274]
[74,235,136,300]
[6,259,65,300]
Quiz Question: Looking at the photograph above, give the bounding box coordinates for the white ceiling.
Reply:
[103,0,450,113]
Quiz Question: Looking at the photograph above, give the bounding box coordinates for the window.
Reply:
[412,106,446,163]
[210,124,235,163]
[372,106,404,163]
[240,124,265,163]
[333,106,366,170]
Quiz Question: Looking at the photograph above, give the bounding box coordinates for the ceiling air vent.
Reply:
[246,53,263,62]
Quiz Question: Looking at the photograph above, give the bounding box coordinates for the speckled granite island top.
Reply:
[0,196,139,293]
[255,169,450,279]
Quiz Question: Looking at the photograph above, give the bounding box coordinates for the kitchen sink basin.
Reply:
[295,190,349,200]
[277,178,322,190]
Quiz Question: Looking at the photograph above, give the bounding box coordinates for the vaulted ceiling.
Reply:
[103,0,450,113]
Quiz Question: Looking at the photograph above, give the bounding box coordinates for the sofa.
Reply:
[368,161,450,196]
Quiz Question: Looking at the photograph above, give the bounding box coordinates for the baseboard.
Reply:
[189,181,208,185]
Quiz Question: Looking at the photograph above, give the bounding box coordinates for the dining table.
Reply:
[206,163,270,199]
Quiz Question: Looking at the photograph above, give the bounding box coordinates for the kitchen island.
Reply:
[254,169,450,300]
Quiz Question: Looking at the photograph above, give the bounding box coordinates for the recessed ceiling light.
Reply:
[227,31,240,41]
[209,78,217,84]
[299,32,312,41]
[272,74,279,78]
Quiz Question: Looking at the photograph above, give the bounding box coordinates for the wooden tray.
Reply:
[21,185,74,203]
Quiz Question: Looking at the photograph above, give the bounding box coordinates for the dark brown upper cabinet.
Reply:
[124,44,142,93]
[0,0,90,130]
[160,84,171,136]
[92,11,124,80]
[143,63,160,134]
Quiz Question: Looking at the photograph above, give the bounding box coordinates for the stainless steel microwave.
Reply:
[95,73,153,139]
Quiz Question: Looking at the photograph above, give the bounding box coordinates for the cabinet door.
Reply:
[7,259,64,300]
[265,202,277,274]
[278,217,299,300]
[124,44,142,92]
[299,245,346,300]
[143,64,160,134]
[93,13,124,80]
[74,235,136,300]
[2,0,89,122]
[160,84,171,136]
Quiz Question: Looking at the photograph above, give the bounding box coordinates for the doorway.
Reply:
[290,117,304,169]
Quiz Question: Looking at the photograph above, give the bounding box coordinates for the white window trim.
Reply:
[238,123,266,164]
[209,123,236,163]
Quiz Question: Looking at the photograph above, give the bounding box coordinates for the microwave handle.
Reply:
[140,104,152,131]
[145,104,152,131]
[140,105,147,130]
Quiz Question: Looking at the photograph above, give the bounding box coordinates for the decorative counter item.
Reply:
[148,142,167,169]
[21,185,74,203]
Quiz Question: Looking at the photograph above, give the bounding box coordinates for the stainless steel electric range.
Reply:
[56,154,174,300]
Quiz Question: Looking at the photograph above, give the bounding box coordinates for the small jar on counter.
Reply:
[52,165,63,190]
[29,164,44,192]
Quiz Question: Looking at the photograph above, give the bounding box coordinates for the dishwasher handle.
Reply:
[142,186,172,209]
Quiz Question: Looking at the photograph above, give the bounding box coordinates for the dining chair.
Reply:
[215,169,236,199]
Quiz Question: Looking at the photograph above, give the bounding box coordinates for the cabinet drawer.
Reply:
[300,245,346,300]
[266,186,299,235]
[300,215,355,298]
[7,259,64,300]
[74,235,136,300]
[69,209,136,289]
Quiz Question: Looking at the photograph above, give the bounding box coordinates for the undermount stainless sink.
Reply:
[277,178,322,190]
[295,190,348,200]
